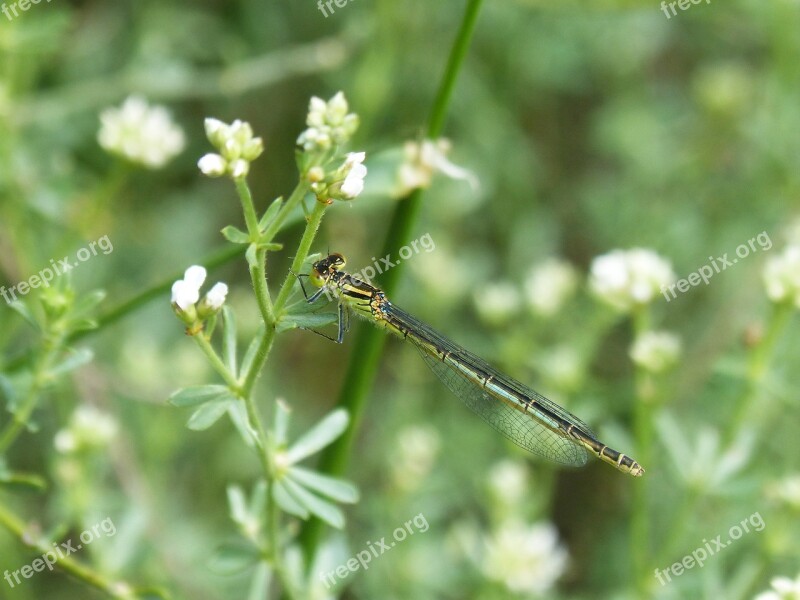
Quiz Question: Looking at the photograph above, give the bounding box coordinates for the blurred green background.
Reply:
[1,0,799,598]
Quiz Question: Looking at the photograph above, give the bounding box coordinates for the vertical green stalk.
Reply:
[630,306,652,596]
[0,501,137,599]
[297,0,486,568]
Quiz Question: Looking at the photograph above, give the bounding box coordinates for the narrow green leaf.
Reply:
[222,306,237,374]
[0,471,47,492]
[227,402,257,448]
[273,480,310,519]
[276,312,338,333]
[245,243,258,268]
[9,301,39,329]
[280,477,345,529]
[250,480,267,517]
[273,399,291,447]
[286,409,349,464]
[286,466,359,504]
[221,225,251,244]
[227,485,249,526]
[187,399,231,430]
[209,542,262,574]
[169,384,234,407]
[72,289,107,314]
[258,196,283,231]
[48,348,94,378]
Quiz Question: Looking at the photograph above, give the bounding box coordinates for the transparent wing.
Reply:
[387,304,590,467]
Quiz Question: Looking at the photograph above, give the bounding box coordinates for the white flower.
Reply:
[197,153,227,177]
[482,521,568,595]
[395,139,478,198]
[629,330,681,373]
[474,282,520,325]
[199,117,263,178]
[98,96,185,168]
[171,265,207,310]
[767,474,800,511]
[755,574,800,600]
[297,91,359,152]
[524,258,579,316]
[54,406,118,454]
[487,460,528,507]
[339,152,367,199]
[391,425,441,492]
[204,282,229,310]
[763,245,800,307]
[589,248,675,312]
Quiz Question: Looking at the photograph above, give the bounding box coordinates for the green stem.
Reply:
[295,0,485,569]
[727,300,793,439]
[273,200,327,315]
[0,329,62,455]
[193,334,240,390]
[630,307,652,596]
[236,177,261,241]
[0,501,137,599]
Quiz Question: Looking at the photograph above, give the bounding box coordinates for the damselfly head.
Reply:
[310,253,347,287]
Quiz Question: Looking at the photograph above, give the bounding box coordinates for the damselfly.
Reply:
[303,253,644,477]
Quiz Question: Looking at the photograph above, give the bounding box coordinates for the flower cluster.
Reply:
[762,245,800,307]
[54,406,118,454]
[395,138,478,198]
[629,330,681,373]
[308,151,368,202]
[97,96,185,169]
[755,574,800,600]
[198,118,264,179]
[524,258,579,317]
[589,248,675,312]
[296,91,359,153]
[170,265,228,332]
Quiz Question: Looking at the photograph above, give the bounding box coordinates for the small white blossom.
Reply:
[755,574,800,600]
[474,282,520,325]
[590,248,675,312]
[171,265,207,310]
[297,91,359,152]
[629,330,681,373]
[339,152,367,199]
[98,96,185,169]
[390,425,441,492]
[205,282,229,310]
[487,460,528,508]
[54,406,118,454]
[767,474,800,511]
[524,258,579,317]
[763,245,800,307]
[482,521,568,595]
[395,138,478,198]
[199,117,264,179]
[197,153,227,177]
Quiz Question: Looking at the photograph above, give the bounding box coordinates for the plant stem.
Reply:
[630,307,652,596]
[273,200,327,315]
[0,328,63,455]
[0,501,137,599]
[193,334,240,390]
[295,0,486,569]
